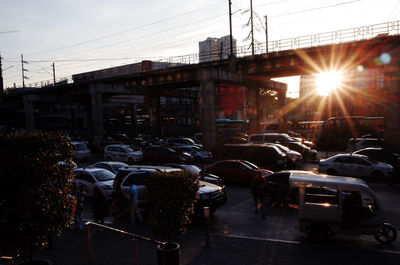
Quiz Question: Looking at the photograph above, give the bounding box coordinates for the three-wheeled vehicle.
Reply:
[289,172,397,244]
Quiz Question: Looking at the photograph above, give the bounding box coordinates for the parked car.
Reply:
[353,147,400,173]
[204,159,273,185]
[318,153,394,180]
[142,145,193,164]
[90,161,129,174]
[248,133,317,161]
[164,137,202,148]
[71,141,92,160]
[248,133,296,145]
[164,163,223,186]
[285,141,318,161]
[72,168,115,199]
[113,165,227,215]
[267,143,303,166]
[104,144,143,164]
[346,137,384,152]
[174,145,212,162]
[222,143,287,170]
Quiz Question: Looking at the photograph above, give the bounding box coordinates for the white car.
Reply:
[104,144,143,164]
[73,168,115,199]
[318,153,394,180]
[71,141,92,160]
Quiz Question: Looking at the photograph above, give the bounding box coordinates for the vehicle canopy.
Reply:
[289,172,382,208]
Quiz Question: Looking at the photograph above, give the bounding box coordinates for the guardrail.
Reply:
[85,221,165,265]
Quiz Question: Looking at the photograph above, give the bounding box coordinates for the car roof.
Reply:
[119,165,183,172]
[95,161,128,165]
[106,144,129,147]
[74,167,105,173]
[289,171,371,191]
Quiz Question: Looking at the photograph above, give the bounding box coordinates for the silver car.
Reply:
[318,153,393,180]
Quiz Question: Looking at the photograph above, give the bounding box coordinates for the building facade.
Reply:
[199,36,237,63]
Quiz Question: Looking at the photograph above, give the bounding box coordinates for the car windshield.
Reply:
[242,160,259,169]
[182,165,201,174]
[124,147,134,152]
[112,163,127,171]
[75,143,88,151]
[92,169,115,181]
[275,144,290,152]
[364,156,379,164]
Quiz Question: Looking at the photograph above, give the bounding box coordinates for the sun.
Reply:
[316,71,344,96]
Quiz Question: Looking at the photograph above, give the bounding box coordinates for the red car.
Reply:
[204,160,273,185]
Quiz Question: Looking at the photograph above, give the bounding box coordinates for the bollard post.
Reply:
[87,224,93,265]
[203,207,210,247]
[136,239,140,265]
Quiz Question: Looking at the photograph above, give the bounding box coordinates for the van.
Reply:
[223,143,287,170]
[346,138,384,152]
[71,141,92,160]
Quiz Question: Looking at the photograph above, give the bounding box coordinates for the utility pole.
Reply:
[21,54,25,88]
[250,0,254,55]
[0,53,4,94]
[228,0,233,56]
[52,63,56,86]
[265,16,268,53]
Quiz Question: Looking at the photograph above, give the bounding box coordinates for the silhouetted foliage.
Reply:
[147,170,199,242]
[0,132,75,256]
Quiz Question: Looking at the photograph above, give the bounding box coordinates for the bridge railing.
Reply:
[5,20,400,93]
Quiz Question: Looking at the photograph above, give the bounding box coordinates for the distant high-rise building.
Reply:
[299,75,318,120]
[199,36,237,63]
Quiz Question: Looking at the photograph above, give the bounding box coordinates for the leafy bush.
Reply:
[0,132,76,255]
[147,170,199,242]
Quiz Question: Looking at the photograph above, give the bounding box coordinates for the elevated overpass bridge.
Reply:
[2,21,400,150]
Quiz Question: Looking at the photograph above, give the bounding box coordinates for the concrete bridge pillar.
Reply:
[89,85,104,146]
[23,95,34,130]
[198,69,217,150]
[247,87,260,133]
[150,95,160,137]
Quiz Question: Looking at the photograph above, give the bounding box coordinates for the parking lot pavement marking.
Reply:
[209,232,301,245]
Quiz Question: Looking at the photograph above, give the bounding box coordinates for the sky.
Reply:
[1,0,399,97]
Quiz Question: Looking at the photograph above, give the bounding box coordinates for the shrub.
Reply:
[147,170,199,242]
[0,132,76,256]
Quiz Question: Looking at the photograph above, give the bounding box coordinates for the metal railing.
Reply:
[85,221,163,265]
[5,20,400,92]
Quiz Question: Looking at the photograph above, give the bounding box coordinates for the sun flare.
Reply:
[316,71,344,96]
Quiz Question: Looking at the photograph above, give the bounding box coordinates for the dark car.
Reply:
[204,159,273,185]
[222,143,287,170]
[353,147,400,173]
[285,141,318,160]
[142,145,193,164]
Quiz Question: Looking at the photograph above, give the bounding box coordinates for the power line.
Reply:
[271,0,364,17]
[19,1,226,58]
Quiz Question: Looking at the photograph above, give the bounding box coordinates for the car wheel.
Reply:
[307,223,331,242]
[375,223,397,245]
[371,170,384,180]
[326,169,337,175]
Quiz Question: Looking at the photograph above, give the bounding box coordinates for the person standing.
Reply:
[74,185,86,230]
[92,188,107,226]
[129,184,143,225]
[250,171,266,214]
